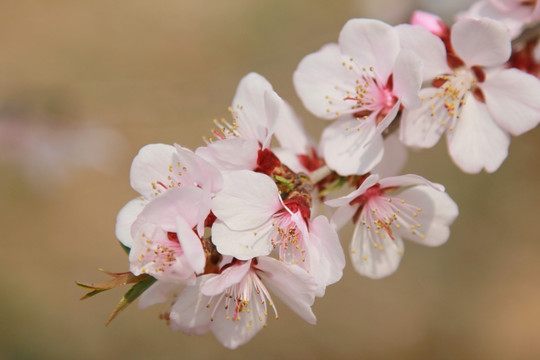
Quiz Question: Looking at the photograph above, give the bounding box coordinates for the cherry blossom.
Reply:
[400,17,540,173]
[195,72,284,172]
[168,257,318,349]
[211,170,345,295]
[326,174,458,279]
[294,18,423,175]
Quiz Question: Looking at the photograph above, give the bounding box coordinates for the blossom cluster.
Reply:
[81,0,540,350]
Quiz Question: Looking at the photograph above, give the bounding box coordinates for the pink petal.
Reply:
[321,116,384,176]
[195,138,259,171]
[138,280,179,309]
[115,198,146,248]
[482,68,540,136]
[130,143,179,199]
[211,219,274,260]
[308,215,345,296]
[400,87,447,148]
[395,186,458,247]
[174,144,223,193]
[293,43,360,119]
[392,49,423,109]
[339,18,400,82]
[350,221,405,279]
[273,102,312,155]
[137,187,204,232]
[256,257,318,325]
[451,18,511,67]
[446,95,510,173]
[212,170,282,230]
[169,277,212,335]
[378,174,444,192]
[176,216,206,275]
[325,174,380,207]
[410,11,448,38]
[232,72,282,145]
[396,23,450,80]
[200,260,252,296]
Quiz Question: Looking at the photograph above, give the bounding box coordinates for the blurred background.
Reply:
[1,0,539,359]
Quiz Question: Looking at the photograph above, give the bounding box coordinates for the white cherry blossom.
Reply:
[327,174,458,279]
[400,17,540,173]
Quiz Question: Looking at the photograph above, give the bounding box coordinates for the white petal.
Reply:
[130,143,179,199]
[293,43,360,119]
[396,23,450,81]
[350,221,405,279]
[378,174,444,192]
[273,102,312,155]
[371,133,408,178]
[176,216,205,275]
[339,18,399,81]
[212,170,282,230]
[394,185,458,247]
[482,68,540,136]
[392,49,423,109]
[308,215,345,295]
[446,95,510,173]
[115,197,146,248]
[138,280,178,309]
[330,203,358,231]
[232,72,282,145]
[256,256,318,325]
[169,277,212,335]
[400,87,447,148]
[201,261,252,296]
[325,174,380,207]
[451,18,511,67]
[137,187,204,233]
[272,147,307,174]
[173,144,223,193]
[321,116,384,176]
[195,138,259,171]
[211,219,274,260]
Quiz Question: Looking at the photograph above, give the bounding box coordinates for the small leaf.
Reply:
[120,242,131,255]
[77,271,150,300]
[106,276,157,325]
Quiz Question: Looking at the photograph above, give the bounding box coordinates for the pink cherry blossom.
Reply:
[326,174,458,279]
[211,170,345,295]
[195,72,284,172]
[400,17,540,173]
[168,257,318,349]
[294,18,423,175]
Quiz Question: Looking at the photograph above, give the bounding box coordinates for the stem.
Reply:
[309,165,333,184]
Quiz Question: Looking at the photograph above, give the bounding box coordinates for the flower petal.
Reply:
[169,277,212,335]
[308,215,345,296]
[211,219,274,260]
[201,260,252,296]
[446,95,510,173]
[339,18,399,82]
[256,256,318,325]
[394,185,458,247]
[350,221,405,279]
[115,197,146,248]
[195,138,259,171]
[138,280,179,309]
[176,216,206,275]
[396,23,450,81]
[212,170,282,230]
[451,18,511,67]
[321,116,384,176]
[130,143,179,199]
[392,49,423,109]
[482,68,540,136]
[400,87,447,148]
[293,43,360,119]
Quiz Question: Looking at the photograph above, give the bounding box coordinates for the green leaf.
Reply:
[120,242,131,255]
[106,276,157,325]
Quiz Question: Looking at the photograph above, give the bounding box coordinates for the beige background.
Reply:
[1,1,540,359]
